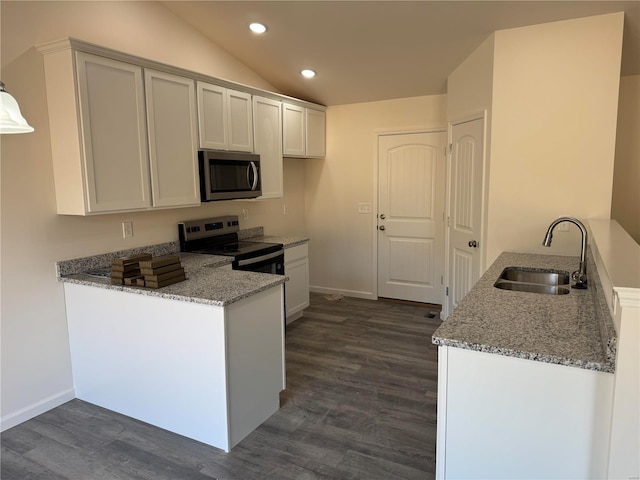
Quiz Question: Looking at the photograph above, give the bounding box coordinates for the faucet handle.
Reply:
[571,270,588,289]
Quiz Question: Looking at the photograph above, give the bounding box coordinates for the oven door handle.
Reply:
[247,162,259,191]
[237,249,284,267]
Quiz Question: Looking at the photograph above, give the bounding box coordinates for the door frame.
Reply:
[443,111,489,320]
[373,126,447,302]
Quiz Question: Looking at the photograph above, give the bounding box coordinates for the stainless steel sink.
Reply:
[494,281,570,295]
[498,267,570,286]
[494,266,570,295]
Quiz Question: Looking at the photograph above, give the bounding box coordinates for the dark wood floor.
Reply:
[1,293,441,480]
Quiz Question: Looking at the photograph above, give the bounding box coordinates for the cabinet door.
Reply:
[227,90,254,152]
[76,52,151,212]
[253,96,283,199]
[145,70,200,208]
[284,244,310,319]
[282,103,305,157]
[305,108,326,158]
[197,82,227,150]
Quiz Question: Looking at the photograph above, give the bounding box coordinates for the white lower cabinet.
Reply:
[64,283,284,452]
[436,346,614,479]
[285,243,310,322]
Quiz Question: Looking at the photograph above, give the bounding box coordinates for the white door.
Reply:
[377,131,446,304]
[446,117,485,316]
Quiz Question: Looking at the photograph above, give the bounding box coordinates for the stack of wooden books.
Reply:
[139,255,186,288]
[111,253,152,285]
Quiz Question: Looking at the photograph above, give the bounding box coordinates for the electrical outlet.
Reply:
[358,203,372,214]
[242,208,249,220]
[122,221,134,238]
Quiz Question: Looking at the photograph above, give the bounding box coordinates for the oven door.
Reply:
[234,250,285,275]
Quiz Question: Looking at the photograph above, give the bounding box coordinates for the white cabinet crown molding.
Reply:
[36,37,326,112]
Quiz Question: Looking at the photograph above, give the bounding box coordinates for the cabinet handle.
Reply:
[468,240,478,248]
[379,225,386,231]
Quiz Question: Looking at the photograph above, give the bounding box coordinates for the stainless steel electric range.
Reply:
[178,215,284,275]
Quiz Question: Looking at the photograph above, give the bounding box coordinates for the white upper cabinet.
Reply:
[40,49,152,215]
[282,103,306,157]
[145,70,200,208]
[283,103,326,158]
[38,38,325,215]
[305,108,326,158]
[76,52,151,213]
[197,82,253,152]
[253,96,283,199]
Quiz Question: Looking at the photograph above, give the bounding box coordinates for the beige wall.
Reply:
[447,34,495,271]
[446,13,624,276]
[1,1,306,426]
[611,75,640,244]
[305,95,447,298]
[487,13,624,265]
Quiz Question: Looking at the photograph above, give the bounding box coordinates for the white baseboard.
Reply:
[309,285,377,301]
[286,310,304,324]
[1,388,75,432]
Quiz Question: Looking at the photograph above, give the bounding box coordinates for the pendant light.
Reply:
[0,81,34,134]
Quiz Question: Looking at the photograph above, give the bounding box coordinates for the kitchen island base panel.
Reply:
[436,346,613,479]
[64,282,284,452]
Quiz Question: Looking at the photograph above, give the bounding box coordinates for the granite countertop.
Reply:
[432,250,616,373]
[57,244,286,307]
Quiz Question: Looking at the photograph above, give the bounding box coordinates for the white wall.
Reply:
[611,75,640,244]
[305,95,447,298]
[0,1,306,429]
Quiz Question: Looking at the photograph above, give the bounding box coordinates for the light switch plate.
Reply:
[358,203,372,214]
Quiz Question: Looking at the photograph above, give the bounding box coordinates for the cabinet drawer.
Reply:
[284,243,308,263]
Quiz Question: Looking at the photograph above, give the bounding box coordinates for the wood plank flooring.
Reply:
[1,293,441,480]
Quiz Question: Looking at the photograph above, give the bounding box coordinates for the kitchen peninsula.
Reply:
[57,242,287,452]
[433,245,617,478]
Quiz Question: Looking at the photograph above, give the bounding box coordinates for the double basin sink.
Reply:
[494,267,571,295]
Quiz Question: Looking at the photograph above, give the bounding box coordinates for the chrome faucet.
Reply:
[542,217,588,289]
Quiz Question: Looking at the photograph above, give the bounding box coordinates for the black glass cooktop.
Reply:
[194,240,282,258]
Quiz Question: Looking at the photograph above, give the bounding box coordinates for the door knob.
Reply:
[379,225,386,231]
[379,214,386,220]
[468,240,478,248]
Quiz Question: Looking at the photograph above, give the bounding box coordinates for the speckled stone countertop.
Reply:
[57,244,286,307]
[432,250,616,373]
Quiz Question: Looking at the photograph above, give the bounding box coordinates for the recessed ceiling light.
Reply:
[301,69,316,79]
[249,23,267,34]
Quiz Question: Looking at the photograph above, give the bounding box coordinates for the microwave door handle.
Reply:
[250,161,259,191]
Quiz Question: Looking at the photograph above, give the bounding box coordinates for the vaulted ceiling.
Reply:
[163,1,640,106]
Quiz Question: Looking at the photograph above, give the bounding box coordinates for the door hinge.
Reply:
[446,286,449,296]
[441,275,444,285]
[447,143,453,154]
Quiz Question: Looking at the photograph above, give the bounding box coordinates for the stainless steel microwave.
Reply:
[198,150,261,201]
